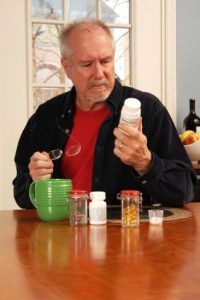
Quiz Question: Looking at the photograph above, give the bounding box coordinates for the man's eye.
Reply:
[102,59,112,65]
[82,63,91,67]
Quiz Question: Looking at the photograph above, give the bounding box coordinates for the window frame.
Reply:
[27,0,133,115]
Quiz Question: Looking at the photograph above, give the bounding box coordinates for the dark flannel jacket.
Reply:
[13,80,197,208]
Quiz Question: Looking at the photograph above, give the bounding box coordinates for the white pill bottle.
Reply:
[89,191,107,225]
[120,98,141,127]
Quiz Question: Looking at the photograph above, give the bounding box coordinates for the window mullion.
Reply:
[105,23,131,29]
[32,18,64,25]
[96,0,101,19]
[63,0,67,21]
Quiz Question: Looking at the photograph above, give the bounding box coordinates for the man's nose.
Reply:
[93,62,104,79]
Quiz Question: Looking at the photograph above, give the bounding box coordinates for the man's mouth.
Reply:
[90,80,107,88]
[92,84,106,89]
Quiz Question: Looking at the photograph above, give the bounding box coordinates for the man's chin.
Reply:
[87,91,111,102]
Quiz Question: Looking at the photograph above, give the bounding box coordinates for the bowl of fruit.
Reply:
[179,130,200,162]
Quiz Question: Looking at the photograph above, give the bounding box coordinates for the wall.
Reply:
[0,1,27,209]
[176,0,200,133]
[133,0,176,123]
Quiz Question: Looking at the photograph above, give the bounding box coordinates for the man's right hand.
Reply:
[28,151,54,181]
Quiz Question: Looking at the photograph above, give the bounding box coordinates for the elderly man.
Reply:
[13,19,196,208]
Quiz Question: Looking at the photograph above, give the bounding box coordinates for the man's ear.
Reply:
[61,58,70,77]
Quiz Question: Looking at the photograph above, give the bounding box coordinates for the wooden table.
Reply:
[0,203,200,300]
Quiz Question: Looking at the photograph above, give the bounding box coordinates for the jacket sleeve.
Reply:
[13,114,37,209]
[138,101,197,207]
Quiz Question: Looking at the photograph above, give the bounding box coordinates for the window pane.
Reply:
[67,0,96,21]
[33,87,66,111]
[32,23,65,85]
[32,0,62,20]
[113,28,130,85]
[101,0,129,24]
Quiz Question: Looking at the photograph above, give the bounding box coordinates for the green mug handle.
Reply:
[29,181,37,208]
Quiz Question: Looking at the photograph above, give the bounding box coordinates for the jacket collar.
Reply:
[106,79,123,116]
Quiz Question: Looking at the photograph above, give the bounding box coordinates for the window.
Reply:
[28,0,133,113]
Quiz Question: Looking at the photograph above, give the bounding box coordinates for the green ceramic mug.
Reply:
[29,179,72,222]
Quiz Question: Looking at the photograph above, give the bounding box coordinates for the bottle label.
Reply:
[120,117,139,127]
[196,126,200,134]
[89,206,107,223]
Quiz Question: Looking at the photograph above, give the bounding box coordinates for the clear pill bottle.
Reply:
[89,191,107,225]
[118,190,140,228]
[69,190,88,226]
[120,98,141,128]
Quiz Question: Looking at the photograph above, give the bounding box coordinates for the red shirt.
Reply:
[60,105,110,191]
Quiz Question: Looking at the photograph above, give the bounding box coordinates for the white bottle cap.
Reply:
[124,98,141,113]
[89,191,106,201]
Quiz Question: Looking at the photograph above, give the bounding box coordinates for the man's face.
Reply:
[61,26,115,106]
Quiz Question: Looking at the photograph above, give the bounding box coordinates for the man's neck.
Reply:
[76,99,107,111]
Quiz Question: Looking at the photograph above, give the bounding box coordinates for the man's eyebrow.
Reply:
[101,55,113,60]
[79,59,92,63]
